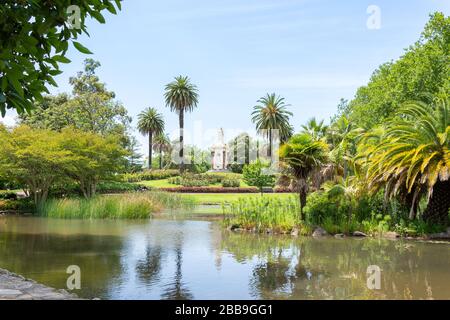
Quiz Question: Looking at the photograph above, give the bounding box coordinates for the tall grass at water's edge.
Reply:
[37,192,196,219]
[223,195,304,233]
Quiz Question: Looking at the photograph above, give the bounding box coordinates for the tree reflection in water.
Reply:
[161,231,193,300]
[220,231,450,299]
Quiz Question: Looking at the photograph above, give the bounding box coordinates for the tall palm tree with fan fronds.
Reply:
[252,93,293,159]
[137,107,165,169]
[279,133,329,219]
[153,133,171,169]
[164,76,199,172]
[364,99,450,224]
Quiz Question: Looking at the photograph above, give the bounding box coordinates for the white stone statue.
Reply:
[210,128,228,171]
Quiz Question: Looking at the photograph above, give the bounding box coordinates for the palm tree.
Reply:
[252,93,293,159]
[153,133,171,169]
[164,76,199,172]
[301,117,328,141]
[365,100,450,224]
[137,107,165,169]
[279,133,329,219]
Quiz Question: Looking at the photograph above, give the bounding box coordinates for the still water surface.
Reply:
[0,216,449,299]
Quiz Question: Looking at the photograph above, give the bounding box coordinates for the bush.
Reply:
[228,162,244,174]
[168,173,241,187]
[0,198,34,211]
[122,169,179,182]
[96,181,147,194]
[222,179,240,188]
[0,191,18,200]
[161,187,258,193]
[242,161,275,194]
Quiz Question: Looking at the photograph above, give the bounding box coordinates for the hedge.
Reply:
[160,187,259,193]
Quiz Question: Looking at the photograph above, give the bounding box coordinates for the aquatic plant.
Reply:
[223,195,301,233]
[38,191,195,219]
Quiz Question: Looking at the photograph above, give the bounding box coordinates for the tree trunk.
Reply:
[245,135,250,165]
[159,146,163,169]
[422,180,450,225]
[297,177,308,221]
[268,129,272,160]
[179,109,184,173]
[408,187,420,220]
[148,130,153,170]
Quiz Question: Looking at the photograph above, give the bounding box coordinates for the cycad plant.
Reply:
[279,133,329,219]
[137,107,165,169]
[365,100,449,224]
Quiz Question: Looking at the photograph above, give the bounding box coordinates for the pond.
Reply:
[0,216,449,299]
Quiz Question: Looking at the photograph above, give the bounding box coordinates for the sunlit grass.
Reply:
[38,192,195,219]
[223,195,303,233]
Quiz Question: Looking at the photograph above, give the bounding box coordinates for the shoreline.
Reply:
[0,268,81,300]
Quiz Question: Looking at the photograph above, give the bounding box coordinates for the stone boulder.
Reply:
[353,231,368,237]
[312,227,328,237]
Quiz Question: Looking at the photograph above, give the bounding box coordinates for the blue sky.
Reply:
[2,0,449,152]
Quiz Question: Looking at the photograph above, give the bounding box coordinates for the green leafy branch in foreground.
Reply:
[0,0,121,115]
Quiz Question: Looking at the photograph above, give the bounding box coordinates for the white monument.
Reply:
[210,128,229,171]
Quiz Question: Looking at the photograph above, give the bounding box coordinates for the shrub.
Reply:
[242,161,275,194]
[228,162,244,173]
[0,198,34,211]
[122,169,179,182]
[222,179,240,188]
[96,181,147,194]
[160,187,258,193]
[168,173,240,187]
[0,191,18,200]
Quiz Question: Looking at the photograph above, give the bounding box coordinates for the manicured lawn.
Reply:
[138,176,252,188]
[181,193,296,205]
[138,179,178,188]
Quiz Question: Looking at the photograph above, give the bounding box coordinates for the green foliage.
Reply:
[0,191,17,200]
[301,117,328,140]
[137,107,165,169]
[0,1,121,115]
[361,99,450,224]
[168,173,224,187]
[252,93,293,144]
[224,196,300,233]
[19,59,131,140]
[121,169,180,182]
[59,128,127,198]
[242,161,275,194]
[0,198,34,211]
[0,125,127,206]
[279,133,329,218]
[228,162,244,173]
[222,179,240,188]
[37,192,194,219]
[348,12,449,129]
[164,76,199,171]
